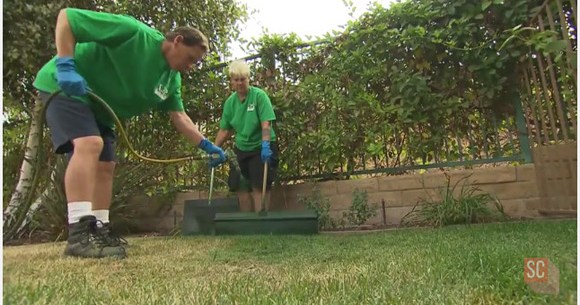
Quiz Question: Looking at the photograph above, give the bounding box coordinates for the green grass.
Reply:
[3,219,577,305]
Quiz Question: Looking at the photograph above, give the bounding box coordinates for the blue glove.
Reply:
[198,139,226,168]
[261,140,273,164]
[55,56,88,96]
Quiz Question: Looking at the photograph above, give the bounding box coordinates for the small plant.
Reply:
[298,185,338,230]
[343,189,378,226]
[401,173,507,228]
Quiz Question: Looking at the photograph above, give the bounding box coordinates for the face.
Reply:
[230,74,249,94]
[165,35,207,73]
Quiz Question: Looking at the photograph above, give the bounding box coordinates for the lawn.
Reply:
[3,219,577,305]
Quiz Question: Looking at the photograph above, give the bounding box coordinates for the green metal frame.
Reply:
[284,92,534,182]
[513,91,534,163]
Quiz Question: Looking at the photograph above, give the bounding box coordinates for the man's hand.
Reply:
[169,112,225,168]
[261,140,273,164]
[198,139,226,168]
[56,57,87,96]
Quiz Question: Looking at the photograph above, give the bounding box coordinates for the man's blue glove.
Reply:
[261,140,273,164]
[198,139,226,168]
[55,56,88,96]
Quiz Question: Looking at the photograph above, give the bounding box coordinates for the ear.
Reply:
[173,35,184,44]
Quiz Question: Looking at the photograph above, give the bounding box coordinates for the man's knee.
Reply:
[72,136,104,155]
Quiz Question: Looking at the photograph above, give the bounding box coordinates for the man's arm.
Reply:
[170,111,226,167]
[215,129,234,147]
[55,8,139,48]
[52,8,141,96]
[55,9,75,57]
[169,111,205,145]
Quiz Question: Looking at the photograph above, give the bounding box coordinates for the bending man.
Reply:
[33,8,226,259]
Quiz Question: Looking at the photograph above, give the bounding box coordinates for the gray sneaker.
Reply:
[64,215,127,259]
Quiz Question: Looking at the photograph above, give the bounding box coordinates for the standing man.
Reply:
[214,60,279,213]
[33,8,226,259]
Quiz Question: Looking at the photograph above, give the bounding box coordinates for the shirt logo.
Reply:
[155,84,168,100]
[247,103,255,112]
[155,70,174,101]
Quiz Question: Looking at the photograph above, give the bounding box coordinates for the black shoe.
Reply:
[100,222,129,247]
[64,215,126,259]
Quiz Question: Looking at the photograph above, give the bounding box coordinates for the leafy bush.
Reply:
[343,189,378,226]
[297,186,338,230]
[241,0,562,182]
[401,173,507,227]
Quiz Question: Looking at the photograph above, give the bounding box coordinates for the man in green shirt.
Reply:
[33,8,226,259]
[215,60,278,213]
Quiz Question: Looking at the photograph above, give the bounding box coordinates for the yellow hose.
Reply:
[44,90,212,163]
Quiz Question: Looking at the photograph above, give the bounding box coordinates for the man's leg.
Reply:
[64,145,125,258]
[93,160,128,247]
[65,136,102,223]
[89,126,129,247]
[64,140,114,224]
[92,128,116,225]
[92,161,115,223]
[41,91,125,259]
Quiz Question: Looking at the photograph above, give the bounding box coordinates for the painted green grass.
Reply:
[3,219,577,305]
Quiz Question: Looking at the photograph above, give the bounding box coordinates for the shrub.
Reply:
[298,185,338,230]
[343,189,378,226]
[401,173,507,227]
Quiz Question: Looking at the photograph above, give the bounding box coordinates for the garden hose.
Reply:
[41,89,239,167]
[43,90,209,163]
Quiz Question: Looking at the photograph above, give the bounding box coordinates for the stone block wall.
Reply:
[143,164,550,232]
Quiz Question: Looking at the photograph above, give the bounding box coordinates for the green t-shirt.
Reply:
[33,8,184,128]
[219,86,277,151]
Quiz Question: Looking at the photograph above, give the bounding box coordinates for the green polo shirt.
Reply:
[33,8,184,128]
[219,86,277,151]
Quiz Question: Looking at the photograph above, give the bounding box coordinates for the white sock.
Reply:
[67,201,93,224]
[93,209,110,224]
